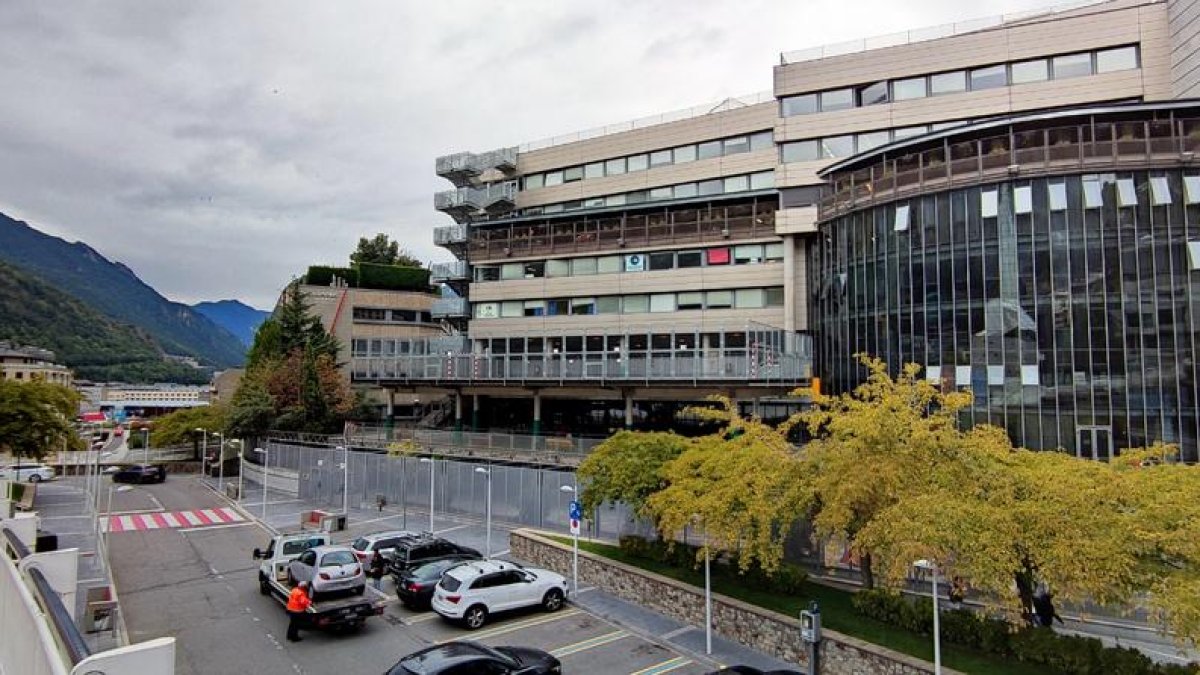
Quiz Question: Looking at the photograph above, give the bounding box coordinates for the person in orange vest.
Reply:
[286,580,311,642]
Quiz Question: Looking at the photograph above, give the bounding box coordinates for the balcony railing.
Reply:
[431,297,469,318]
[352,349,810,385]
[818,115,1200,220]
[430,260,470,283]
[435,148,518,188]
[435,183,518,223]
[433,224,468,246]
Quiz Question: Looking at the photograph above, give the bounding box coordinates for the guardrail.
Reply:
[2,526,89,670]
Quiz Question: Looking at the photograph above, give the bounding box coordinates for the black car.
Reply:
[384,641,560,675]
[387,535,481,576]
[394,555,480,609]
[111,464,166,484]
[707,668,805,675]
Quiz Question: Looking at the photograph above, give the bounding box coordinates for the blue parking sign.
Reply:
[568,500,582,520]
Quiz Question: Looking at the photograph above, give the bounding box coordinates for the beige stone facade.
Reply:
[0,343,72,386]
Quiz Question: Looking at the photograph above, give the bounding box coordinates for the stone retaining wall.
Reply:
[511,529,959,675]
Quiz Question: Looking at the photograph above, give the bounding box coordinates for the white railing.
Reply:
[430,297,469,318]
[779,0,1107,64]
[430,260,469,283]
[433,224,468,246]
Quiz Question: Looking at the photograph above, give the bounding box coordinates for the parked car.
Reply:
[0,463,56,483]
[111,464,166,484]
[387,534,481,576]
[708,667,805,675]
[384,641,561,675]
[350,529,419,563]
[286,545,365,599]
[394,556,480,609]
[431,559,568,630]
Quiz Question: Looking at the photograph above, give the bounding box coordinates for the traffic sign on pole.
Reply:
[568,500,582,520]
[570,518,580,535]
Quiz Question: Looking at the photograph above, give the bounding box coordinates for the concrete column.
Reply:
[532,391,542,436]
[472,394,480,431]
[783,234,797,335]
[454,392,463,432]
[624,392,634,429]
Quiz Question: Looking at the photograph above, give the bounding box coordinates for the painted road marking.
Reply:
[630,656,693,675]
[162,512,181,528]
[551,630,630,658]
[104,508,247,533]
[436,609,582,644]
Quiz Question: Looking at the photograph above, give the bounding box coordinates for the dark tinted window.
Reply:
[471,574,498,590]
[440,574,462,592]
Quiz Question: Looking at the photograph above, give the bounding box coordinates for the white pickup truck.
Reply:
[253,532,388,631]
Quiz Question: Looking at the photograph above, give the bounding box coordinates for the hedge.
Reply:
[617,535,807,596]
[852,589,1198,675]
[305,264,430,292]
[305,265,356,287]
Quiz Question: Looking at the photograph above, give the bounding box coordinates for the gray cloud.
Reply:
[0,0,1055,309]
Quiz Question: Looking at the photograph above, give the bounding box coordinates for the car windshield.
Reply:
[321,551,356,566]
[350,537,369,551]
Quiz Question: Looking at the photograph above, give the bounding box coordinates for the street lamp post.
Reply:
[211,432,224,490]
[195,428,207,479]
[238,450,245,504]
[475,467,491,557]
[560,484,579,597]
[420,457,435,533]
[914,559,942,675]
[142,428,150,464]
[703,526,712,655]
[105,485,133,548]
[255,447,268,520]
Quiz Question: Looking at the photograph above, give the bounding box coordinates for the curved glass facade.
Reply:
[811,105,1200,461]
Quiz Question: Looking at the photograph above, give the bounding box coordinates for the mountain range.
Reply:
[192,300,270,347]
[0,212,248,381]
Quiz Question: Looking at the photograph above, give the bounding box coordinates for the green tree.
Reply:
[226,373,276,437]
[350,233,423,268]
[577,431,691,518]
[0,379,83,459]
[145,404,228,455]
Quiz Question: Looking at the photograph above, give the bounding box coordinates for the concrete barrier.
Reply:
[240,461,299,497]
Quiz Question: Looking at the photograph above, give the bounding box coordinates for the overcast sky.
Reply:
[0,0,1061,309]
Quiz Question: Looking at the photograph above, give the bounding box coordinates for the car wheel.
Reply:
[463,605,488,630]
[542,588,565,612]
[28,474,41,483]
[259,574,271,596]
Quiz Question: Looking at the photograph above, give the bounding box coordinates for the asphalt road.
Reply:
[106,476,725,675]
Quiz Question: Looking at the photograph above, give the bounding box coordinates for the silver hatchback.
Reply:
[286,545,366,599]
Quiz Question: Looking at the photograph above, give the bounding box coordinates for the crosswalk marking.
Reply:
[104,508,247,533]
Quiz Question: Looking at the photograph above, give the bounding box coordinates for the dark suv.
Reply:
[385,641,560,675]
[387,535,480,577]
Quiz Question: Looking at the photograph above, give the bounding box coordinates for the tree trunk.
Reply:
[861,551,875,589]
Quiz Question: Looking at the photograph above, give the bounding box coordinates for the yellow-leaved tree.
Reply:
[577,431,692,519]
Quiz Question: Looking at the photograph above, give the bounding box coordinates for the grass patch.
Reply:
[547,535,1045,675]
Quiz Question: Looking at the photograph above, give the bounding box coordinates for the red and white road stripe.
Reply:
[104,507,245,533]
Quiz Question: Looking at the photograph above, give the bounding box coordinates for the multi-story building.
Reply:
[0,342,72,386]
[355,0,1200,456]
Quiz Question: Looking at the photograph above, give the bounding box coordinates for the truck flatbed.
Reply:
[261,573,388,630]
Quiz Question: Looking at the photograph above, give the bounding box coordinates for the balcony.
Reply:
[430,260,470,284]
[433,224,468,247]
[435,148,518,188]
[430,297,469,318]
[435,183,517,224]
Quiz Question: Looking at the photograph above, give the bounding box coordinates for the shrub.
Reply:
[355,263,430,291]
[306,265,356,287]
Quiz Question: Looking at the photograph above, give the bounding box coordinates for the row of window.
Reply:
[781,45,1139,117]
[889,174,1200,232]
[522,131,773,191]
[474,287,786,318]
[781,120,968,163]
[351,339,432,357]
[473,243,787,281]
[523,171,775,216]
[351,307,435,324]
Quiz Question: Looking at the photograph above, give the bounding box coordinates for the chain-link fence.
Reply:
[261,442,654,541]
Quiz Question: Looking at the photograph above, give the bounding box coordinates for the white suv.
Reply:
[431,559,568,629]
[0,464,55,483]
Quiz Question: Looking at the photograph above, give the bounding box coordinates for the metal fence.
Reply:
[263,442,652,540]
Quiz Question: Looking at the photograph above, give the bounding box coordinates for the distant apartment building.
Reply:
[354,0,1200,458]
[0,342,72,386]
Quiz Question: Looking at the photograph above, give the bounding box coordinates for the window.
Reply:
[1097,45,1138,73]
[723,136,750,155]
[501,301,522,317]
[765,242,785,261]
[782,140,819,163]
[1116,177,1138,206]
[623,295,649,313]
[724,175,750,193]
[820,88,854,111]
[1052,52,1092,79]
[1189,242,1200,271]
[626,190,647,204]
[649,294,676,312]
[572,257,598,275]
[475,266,499,282]
[673,145,697,163]
[596,296,621,314]
[649,251,675,270]
[735,288,765,308]
[698,141,722,160]
[698,179,723,196]
[894,203,911,231]
[584,162,604,179]
[1048,181,1068,211]
[501,263,523,280]
[628,154,649,172]
[821,135,855,158]
[930,71,967,95]
[1185,175,1200,204]
[605,194,626,206]
[1010,58,1049,84]
[892,126,928,140]
[749,131,773,151]
[765,287,785,307]
[1150,176,1172,205]
[969,64,1007,90]
[750,171,775,190]
[706,290,733,309]
[624,253,646,272]
[781,93,818,116]
[1083,176,1104,208]
[547,299,569,316]
[571,298,596,315]
[677,250,703,268]
[523,261,544,278]
[544,170,564,187]
[597,256,621,274]
[707,248,730,265]
[584,196,605,208]
[733,244,763,264]
[562,200,582,211]
[981,189,999,218]
[857,131,890,152]
[524,174,544,190]
[649,186,673,200]
[605,158,626,175]
[858,81,889,106]
[892,77,926,100]
[677,292,704,310]
[649,150,672,167]
[674,182,698,199]
[543,203,563,213]
[523,300,545,317]
[1014,185,1032,214]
